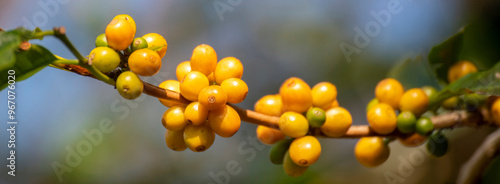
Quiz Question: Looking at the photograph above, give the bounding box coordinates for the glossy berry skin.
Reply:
[311,82,337,110]
[320,107,352,137]
[289,136,321,166]
[283,151,308,177]
[176,61,191,82]
[491,98,500,126]
[165,129,187,151]
[198,85,228,110]
[256,125,285,144]
[183,124,215,152]
[279,112,309,138]
[398,133,427,147]
[367,103,397,135]
[208,105,241,137]
[416,117,434,136]
[399,88,429,117]
[142,33,168,58]
[306,107,326,128]
[375,78,404,109]
[105,18,135,51]
[280,77,313,113]
[396,111,417,134]
[190,44,217,76]
[130,37,148,52]
[116,71,143,100]
[220,78,248,104]
[158,80,182,107]
[184,102,209,126]
[161,106,187,131]
[128,49,162,76]
[95,33,108,47]
[207,73,216,84]
[354,137,390,168]
[448,60,477,83]
[88,47,120,73]
[214,57,244,84]
[114,14,136,35]
[180,71,209,102]
[254,94,283,117]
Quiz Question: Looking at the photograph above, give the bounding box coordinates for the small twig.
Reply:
[457,128,500,184]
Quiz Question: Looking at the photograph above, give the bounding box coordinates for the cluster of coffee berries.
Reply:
[254,78,348,177]
[89,14,167,100]
[162,44,248,152]
[359,77,450,167]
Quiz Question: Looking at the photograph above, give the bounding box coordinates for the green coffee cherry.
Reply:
[426,131,448,157]
[269,139,292,165]
[116,71,143,100]
[95,33,108,47]
[366,98,379,112]
[464,93,486,111]
[283,151,308,177]
[442,96,460,110]
[416,117,434,135]
[306,107,326,128]
[396,111,417,134]
[421,86,438,99]
[130,37,148,52]
[89,47,120,73]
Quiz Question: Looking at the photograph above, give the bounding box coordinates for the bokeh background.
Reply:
[0,0,498,183]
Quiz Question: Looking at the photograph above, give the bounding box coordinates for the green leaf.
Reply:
[428,17,500,84]
[387,55,440,89]
[148,45,166,52]
[0,44,57,90]
[0,27,48,70]
[428,30,464,84]
[428,61,500,110]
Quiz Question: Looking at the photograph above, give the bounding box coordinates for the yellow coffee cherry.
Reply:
[289,136,321,166]
[367,103,397,134]
[311,82,337,109]
[158,80,182,107]
[399,88,429,116]
[208,105,241,138]
[165,129,187,151]
[190,44,217,76]
[324,99,340,110]
[320,107,352,137]
[207,73,216,84]
[280,77,313,113]
[180,71,209,101]
[128,48,162,76]
[142,33,168,58]
[256,125,285,145]
[183,124,215,152]
[254,94,283,117]
[114,14,136,35]
[354,137,390,167]
[161,106,187,131]
[491,98,500,126]
[279,112,309,138]
[375,78,404,109]
[184,102,209,126]
[198,85,228,110]
[448,60,478,83]
[283,151,308,177]
[176,61,191,82]
[105,17,134,51]
[214,57,244,84]
[220,78,248,104]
